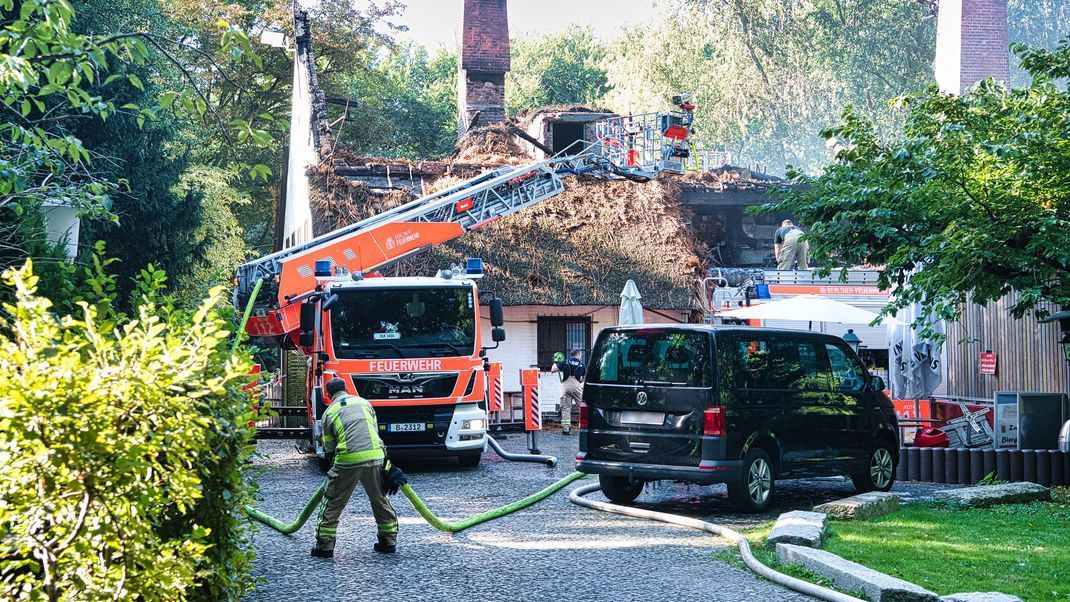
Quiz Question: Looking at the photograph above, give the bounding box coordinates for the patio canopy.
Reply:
[719,295,897,326]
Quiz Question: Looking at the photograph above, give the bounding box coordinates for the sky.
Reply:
[382,0,659,50]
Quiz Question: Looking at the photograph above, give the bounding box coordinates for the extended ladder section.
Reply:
[235,102,695,341]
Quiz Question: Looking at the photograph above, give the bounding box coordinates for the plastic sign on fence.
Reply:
[520,368,541,431]
[979,352,997,375]
[487,362,503,413]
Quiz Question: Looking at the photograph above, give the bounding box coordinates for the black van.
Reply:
[575,325,899,512]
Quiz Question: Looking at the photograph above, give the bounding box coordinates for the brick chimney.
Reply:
[934,0,1009,93]
[457,0,510,136]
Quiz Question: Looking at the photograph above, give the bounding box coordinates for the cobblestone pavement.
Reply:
[248,432,953,601]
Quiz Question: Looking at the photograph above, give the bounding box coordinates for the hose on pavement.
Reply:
[568,483,864,602]
[402,471,583,532]
[486,435,557,467]
[246,472,586,535]
[245,482,326,534]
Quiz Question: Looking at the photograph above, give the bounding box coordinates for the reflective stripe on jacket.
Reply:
[322,394,385,465]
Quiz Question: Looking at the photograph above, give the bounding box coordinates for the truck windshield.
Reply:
[330,287,476,359]
[587,330,711,387]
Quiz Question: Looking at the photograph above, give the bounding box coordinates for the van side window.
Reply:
[788,340,831,391]
[825,343,866,392]
[727,336,799,390]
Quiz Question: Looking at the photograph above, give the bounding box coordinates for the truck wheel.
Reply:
[599,475,643,505]
[458,452,481,468]
[727,448,775,513]
[851,440,896,493]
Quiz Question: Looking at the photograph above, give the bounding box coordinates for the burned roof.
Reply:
[308,118,778,310]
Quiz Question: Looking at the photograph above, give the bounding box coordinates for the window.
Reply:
[536,317,591,369]
[331,287,475,359]
[825,343,866,392]
[588,330,711,387]
[718,335,830,391]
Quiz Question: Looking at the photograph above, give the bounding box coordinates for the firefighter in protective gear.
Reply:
[312,378,400,558]
[550,348,586,434]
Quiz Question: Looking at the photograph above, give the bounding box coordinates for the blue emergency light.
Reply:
[314,260,333,277]
[466,257,484,276]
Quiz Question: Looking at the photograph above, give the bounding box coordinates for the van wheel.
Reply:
[599,475,643,505]
[458,452,481,468]
[727,449,775,513]
[852,441,896,493]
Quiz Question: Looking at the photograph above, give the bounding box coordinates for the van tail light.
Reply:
[703,406,725,437]
[578,402,588,429]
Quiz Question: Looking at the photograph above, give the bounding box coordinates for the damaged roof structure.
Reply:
[291,1,785,312]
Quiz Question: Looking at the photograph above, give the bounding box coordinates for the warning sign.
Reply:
[979,352,997,375]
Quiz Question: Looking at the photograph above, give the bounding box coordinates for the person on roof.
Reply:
[312,378,406,558]
[773,219,810,271]
[550,348,586,435]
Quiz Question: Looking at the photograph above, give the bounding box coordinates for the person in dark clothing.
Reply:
[550,348,586,434]
[773,219,810,270]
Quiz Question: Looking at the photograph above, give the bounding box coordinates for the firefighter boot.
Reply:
[373,534,396,554]
[311,536,335,558]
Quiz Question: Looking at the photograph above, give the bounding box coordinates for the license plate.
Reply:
[388,422,426,432]
[621,411,664,426]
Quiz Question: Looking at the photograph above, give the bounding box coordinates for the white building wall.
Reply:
[480,304,690,413]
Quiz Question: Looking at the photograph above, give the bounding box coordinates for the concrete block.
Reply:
[767,510,827,548]
[939,594,1022,602]
[932,482,1050,508]
[776,543,939,602]
[813,492,901,521]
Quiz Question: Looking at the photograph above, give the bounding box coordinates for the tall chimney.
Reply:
[457,0,510,136]
[934,0,1009,93]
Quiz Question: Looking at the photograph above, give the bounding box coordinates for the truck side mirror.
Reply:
[300,301,316,332]
[492,327,506,342]
[321,293,339,312]
[489,298,504,327]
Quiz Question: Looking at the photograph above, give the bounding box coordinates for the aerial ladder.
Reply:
[234,94,697,466]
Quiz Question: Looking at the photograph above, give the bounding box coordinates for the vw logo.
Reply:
[636,391,648,406]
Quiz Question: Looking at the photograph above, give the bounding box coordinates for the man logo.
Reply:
[636,391,648,406]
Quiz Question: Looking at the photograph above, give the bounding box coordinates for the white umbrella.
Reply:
[619,279,644,325]
[719,295,896,326]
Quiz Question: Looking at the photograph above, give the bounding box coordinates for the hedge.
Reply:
[0,260,259,600]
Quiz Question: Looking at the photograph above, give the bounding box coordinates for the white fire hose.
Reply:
[568,483,864,602]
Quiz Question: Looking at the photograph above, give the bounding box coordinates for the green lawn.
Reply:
[722,488,1070,601]
[824,488,1070,601]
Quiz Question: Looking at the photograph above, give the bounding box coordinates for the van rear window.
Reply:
[588,331,711,386]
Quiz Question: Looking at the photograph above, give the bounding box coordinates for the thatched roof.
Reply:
[310,125,707,309]
[396,176,704,309]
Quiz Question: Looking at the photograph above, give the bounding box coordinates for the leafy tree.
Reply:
[334,42,457,159]
[507,26,609,115]
[1008,0,1070,86]
[0,0,267,292]
[0,257,259,600]
[604,0,935,174]
[764,40,1070,332]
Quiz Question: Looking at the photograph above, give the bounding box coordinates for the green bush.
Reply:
[0,259,259,600]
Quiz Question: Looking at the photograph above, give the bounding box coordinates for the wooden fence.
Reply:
[944,292,1069,398]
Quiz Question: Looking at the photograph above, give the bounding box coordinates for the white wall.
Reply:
[480,304,689,412]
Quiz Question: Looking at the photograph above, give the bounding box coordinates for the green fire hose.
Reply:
[245,472,586,535]
[401,471,585,533]
[245,482,326,534]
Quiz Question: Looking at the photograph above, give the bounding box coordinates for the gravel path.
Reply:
[247,432,954,601]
